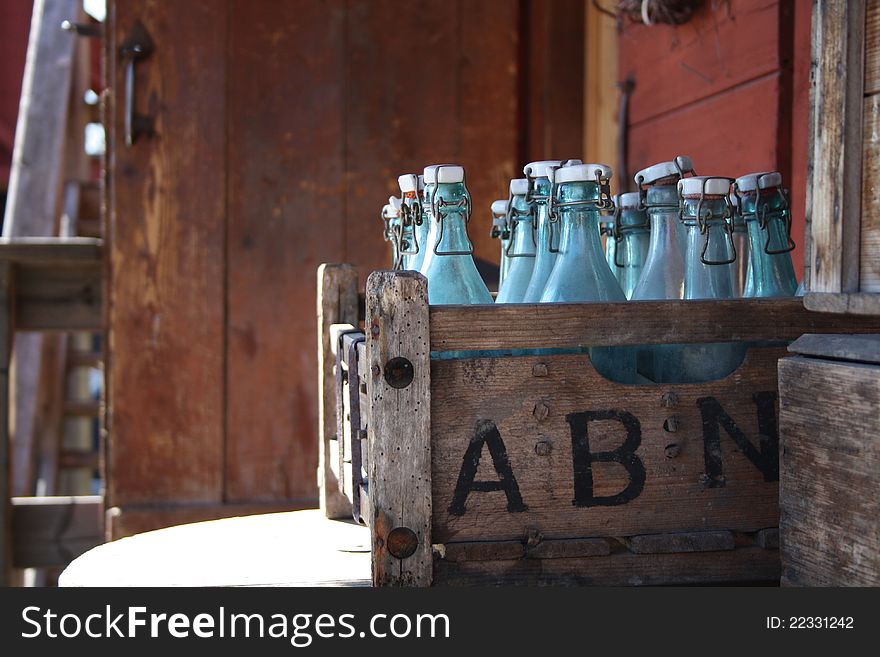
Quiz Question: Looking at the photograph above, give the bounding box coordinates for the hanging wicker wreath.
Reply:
[608,0,704,26]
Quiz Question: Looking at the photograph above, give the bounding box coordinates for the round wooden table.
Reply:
[60,509,371,587]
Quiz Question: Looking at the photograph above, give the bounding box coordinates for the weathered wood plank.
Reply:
[429,298,880,351]
[860,92,880,292]
[431,348,782,544]
[225,0,345,503]
[367,271,432,586]
[779,355,880,585]
[865,0,879,95]
[809,0,865,294]
[789,333,880,364]
[0,238,103,263]
[0,261,12,584]
[12,495,102,568]
[621,0,783,127]
[318,265,359,518]
[626,531,735,555]
[804,291,880,315]
[435,546,779,586]
[628,74,781,188]
[107,0,226,508]
[14,261,102,330]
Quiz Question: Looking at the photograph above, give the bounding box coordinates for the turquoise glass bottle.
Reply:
[540,164,634,382]
[601,214,621,286]
[521,160,567,302]
[730,198,749,297]
[612,192,650,299]
[734,171,798,297]
[420,165,493,305]
[397,174,425,271]
[630,156,693,301]
[678,175,745,382]
[490,199,511,287]
[381,198,403,269]
[495,178,536,303]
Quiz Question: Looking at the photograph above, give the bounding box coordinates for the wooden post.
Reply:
[0,261,12,585]
[807,0,865,296]
[366,271,432,587]
[317,264,359,519]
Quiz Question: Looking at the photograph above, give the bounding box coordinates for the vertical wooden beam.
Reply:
[0,261,12,585]
[808,0,866,294]
[317,264,359,519]
[583,0,619,187]
[366,271,432,587]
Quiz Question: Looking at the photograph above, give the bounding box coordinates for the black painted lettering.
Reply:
[568,409,645,507]
[448,420,527,516]
[698,393,779,488]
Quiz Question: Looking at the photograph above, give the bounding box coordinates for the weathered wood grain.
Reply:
[0,261,12,584]
[431,348,782,544]
[809,0,865,294]
[865,0,879,95]
[779,355,880,585]
[318,265,359,518]
[107,0,226,512]
[14,262,102,330]
[789,333,880,364]
[804,291,880,315]
[429,298,880,351]
[860,92,880,292]
[621,0,782,127]
[12,495,102,568]
[225,0,346,503]
[626,531,735,554]
[366,271,432,586]
[435,546,779,586]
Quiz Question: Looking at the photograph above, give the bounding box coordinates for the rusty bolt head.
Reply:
[533,401,550,421]
[661,391,679,408]
[526,529,543,547]
[532,363,548,377]
[535,440,552,456]
[664,443,681,459]
[371,324,380,336]
[371,363,381,377]
[663,416,680,433]
[386,526,419,559]
[384,356,414,388]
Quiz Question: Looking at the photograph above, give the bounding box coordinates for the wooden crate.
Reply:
[779,334,880,586]
[318,265,880,586]
[805,0,880,314]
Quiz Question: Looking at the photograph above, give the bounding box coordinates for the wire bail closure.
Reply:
[398,192,423,256]
[547,166,614,253]
[636,155,696,211]
[732,182,796,255]
[680,177,738,266]
[430,165,475,256]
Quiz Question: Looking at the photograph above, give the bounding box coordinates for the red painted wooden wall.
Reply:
[619,0,811,279]
[0,0,33,190]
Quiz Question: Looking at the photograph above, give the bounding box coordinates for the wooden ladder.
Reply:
[1,0,104,586]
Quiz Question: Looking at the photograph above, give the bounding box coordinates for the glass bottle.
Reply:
[600,213,621,287]
[419,164,454,276]
[521,160,573,302]
[612,192,650,299]
[540,164,634,382]
[678,175,746,382]
[490,199,511,287]
[495,178,536,303]
[420,165,493,305]
[730,196,749,297]
[397,174,425,271]
[734,171,798,298]
[381,198,403,269]
[630,156,696,383]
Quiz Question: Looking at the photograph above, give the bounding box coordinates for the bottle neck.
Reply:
[430,182,473,256]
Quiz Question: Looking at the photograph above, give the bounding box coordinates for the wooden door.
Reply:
[105,0,583,537]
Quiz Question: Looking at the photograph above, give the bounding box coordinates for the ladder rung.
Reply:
[67,350,103,369]
[62,399,101,417]
[59,450,99,470]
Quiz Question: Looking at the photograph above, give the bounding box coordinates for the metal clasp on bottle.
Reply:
[732,182,796,255]
[682,177,738,266]
[398,193,423,257]
[429,166,475,256]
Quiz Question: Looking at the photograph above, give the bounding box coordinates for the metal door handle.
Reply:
[119,21,154,147]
